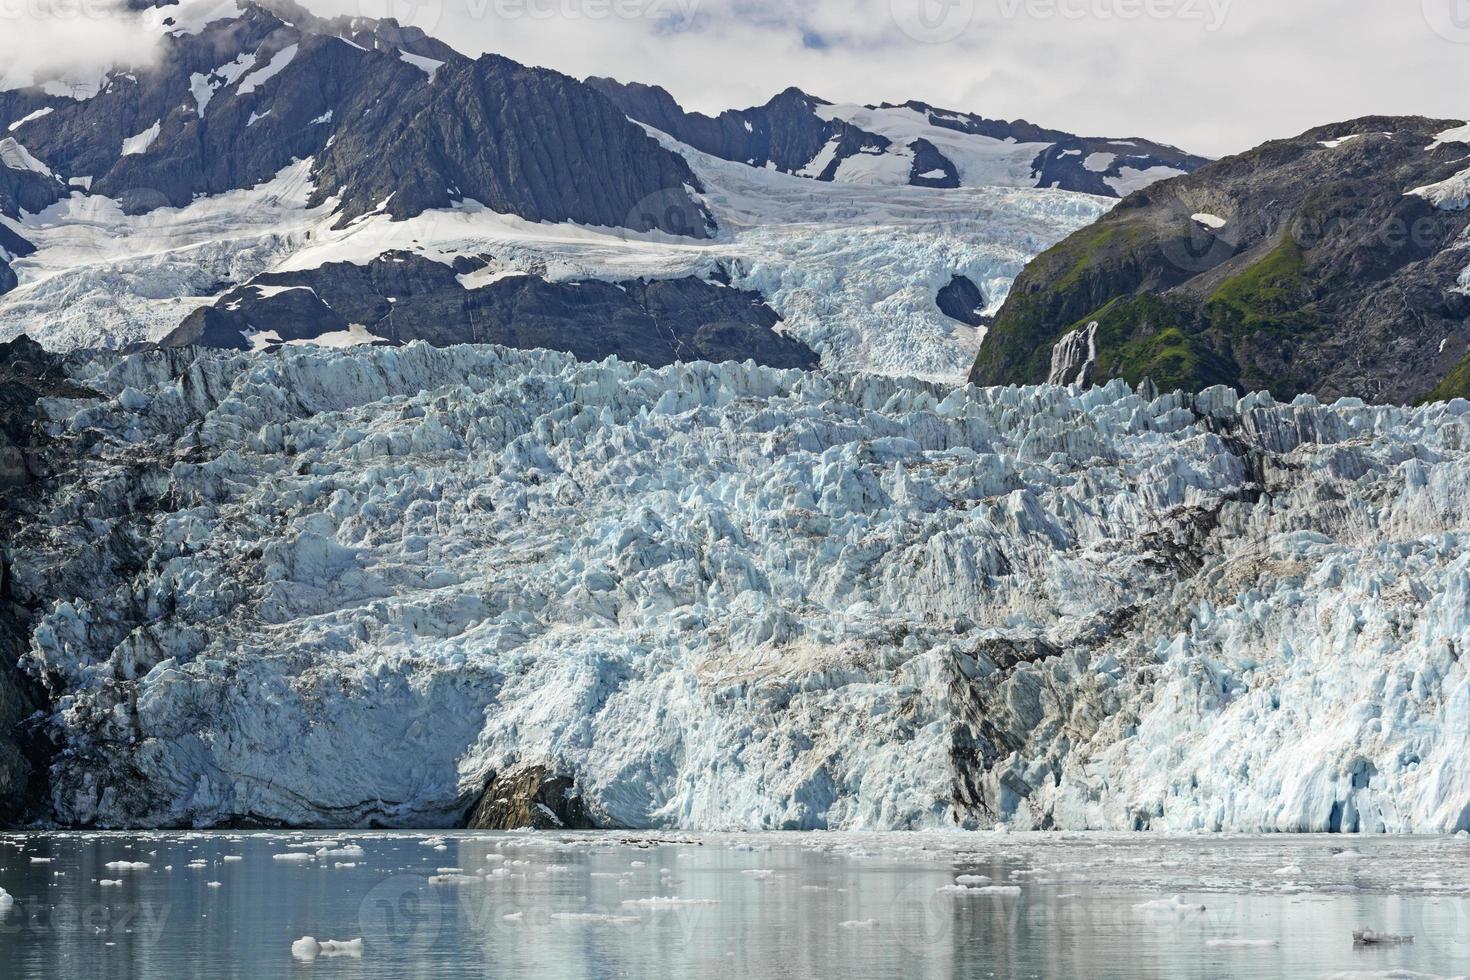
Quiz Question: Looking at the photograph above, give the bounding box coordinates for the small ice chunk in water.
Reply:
[319,939,363,957]
[99,879,123,887]
[206,881,222,888]
[621,897,719,907]
[0,887,12,910]
[954,874,991,885]
[273,853,313,862]
[552,912,642,925]
[938,883,1021,896]
[1273,866,1302,876]
[1352,928,1414,945]
[1205,939,1278,948]
[222,856,243,862]
[1134,895,1206,913]
[104,861,149,870]
[839,919,878,929]
[292,937,364,959]
[29,857,51,864]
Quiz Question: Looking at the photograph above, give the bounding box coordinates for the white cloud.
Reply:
[344,0,1470,156]
[0,0,167,90]
[4,0,1467,157]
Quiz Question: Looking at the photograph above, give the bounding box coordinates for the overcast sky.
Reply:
[4,0,1468,156]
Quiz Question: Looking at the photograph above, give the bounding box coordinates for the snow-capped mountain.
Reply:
[587,79,1207,197]
[4,336,1468,832]
[0,0,1194,380]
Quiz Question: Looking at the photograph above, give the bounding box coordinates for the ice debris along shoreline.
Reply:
[7,341,1470,832]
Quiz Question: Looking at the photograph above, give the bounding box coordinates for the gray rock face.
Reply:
[0,3,709,235]
[313,56,711,234]
[1,131,64,297]
[936,274,988,327]
[0,337,98,823]
[901,100,1210,195]
[160,252,818,370]
[587,81,1207,198]
[586,80,890,182]
[465,765,595,830]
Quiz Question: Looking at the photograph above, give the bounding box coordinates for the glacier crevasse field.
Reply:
[9,342,1470,832]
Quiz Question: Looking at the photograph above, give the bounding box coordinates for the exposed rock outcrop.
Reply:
[465,766,595,831]
[0,3,710,235]
[159,253,818,370]
[0,336,96,823]
[587,79,1206,197]
[935,274,988,327]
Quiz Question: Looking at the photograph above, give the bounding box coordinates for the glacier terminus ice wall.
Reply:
[5,341,1469,833]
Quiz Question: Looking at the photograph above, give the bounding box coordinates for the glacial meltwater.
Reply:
[0,832,1466,979]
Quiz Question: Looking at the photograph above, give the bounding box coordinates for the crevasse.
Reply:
[11,342,1470,832]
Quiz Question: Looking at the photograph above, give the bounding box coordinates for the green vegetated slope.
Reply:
[970,116,1470,404]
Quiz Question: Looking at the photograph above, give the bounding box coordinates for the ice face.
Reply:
[11,343,1470,832]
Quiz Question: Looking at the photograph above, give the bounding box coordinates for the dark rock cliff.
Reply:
[0,3,711,236]
[159,252,819,370]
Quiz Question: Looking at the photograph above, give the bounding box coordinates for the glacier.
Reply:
[0,139,1107,382]
[7,341,1470,833]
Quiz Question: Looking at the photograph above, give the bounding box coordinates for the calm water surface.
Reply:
[1,831,1466,979]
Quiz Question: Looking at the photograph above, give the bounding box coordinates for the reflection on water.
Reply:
[0,831,1466,979]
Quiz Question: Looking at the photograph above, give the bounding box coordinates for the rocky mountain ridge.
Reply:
[587,78,1207,197]
[970,116,1470,405]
